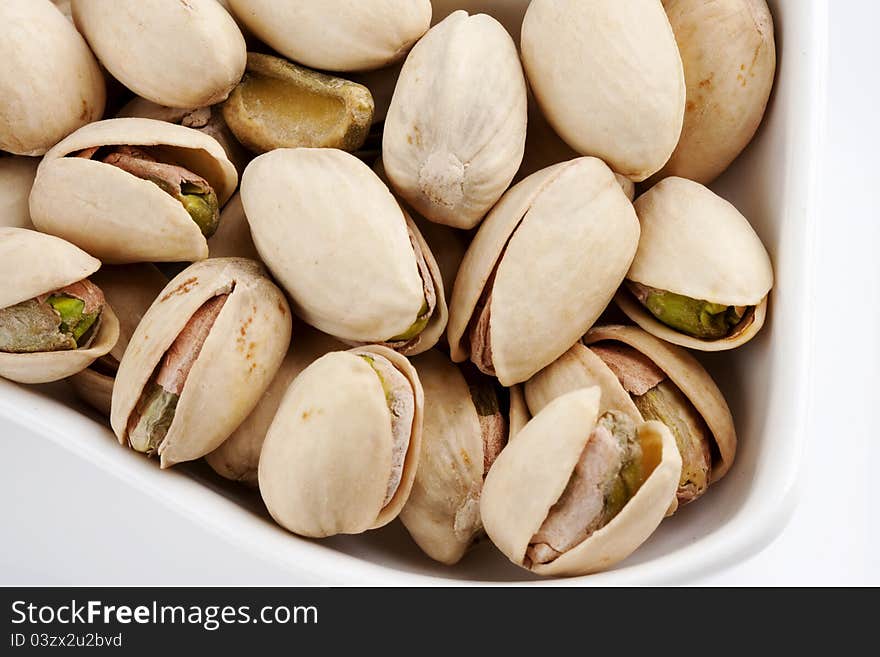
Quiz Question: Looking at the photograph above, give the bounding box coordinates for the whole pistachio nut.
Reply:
[29,118,238,264]
[258,345,424,538]
[225,0,431,73]
[0,228,119,384]
[242,148,447,355]
[448,157,639,386]
[0,0,105,156]
[110,258,291,468]
[616,177,774,350]
[400,350,508,565]
[222,53,374,155]
[0,156,40,229]
[67,265,168,416]
[521,0,685,182]
[71,0,246,109]
[481,387,681,576]
[650,0,776,185]
[206,193,259,261]
[205,325,345,486]
[383,11,528,229]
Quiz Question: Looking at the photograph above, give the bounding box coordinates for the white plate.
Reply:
[0,0,828,585]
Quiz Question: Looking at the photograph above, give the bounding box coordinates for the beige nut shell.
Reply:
[0,157,40,229]
[0,228,119,384]
[520,0,685,182]
[110,258,291,468]
[226,0,431,73]
[258,346,424,538]
[29,118,238,264]
[208,193,259,261]
[448,157,640,385]
[72,0,245,109]
[652,0,776,185]
[0,0,105,156]
[383,11,528,229]
[400,350,488,565]
[481,387,682,576]
[242,148,447,351]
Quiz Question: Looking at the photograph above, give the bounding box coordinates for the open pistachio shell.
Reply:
[225,0,431,73]
[481,387,681,576]
[258,345,424,538]
[617,176,773,350]
[651,0,776,185]
[29,118,238,264]
[0,228,119,384]
[71,0,246,109]
[383,11,528,229]
[205,326,345,486]
[68,265,168,416]
[207,193,259,261]
[0,157,39,229]
[242,148,447,354]
[0,0,105,156]
[110,258,291,468]
[448,157,639,386]
[521,0,685,182]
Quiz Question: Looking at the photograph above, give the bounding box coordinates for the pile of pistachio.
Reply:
[0,0,777,577]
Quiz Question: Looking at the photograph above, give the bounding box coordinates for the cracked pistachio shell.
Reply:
[651,0,776,185]
[110,258,292,468]
[448,157,640,386]
[71,0,246,109]
[242,148,447,353]
[617,176,773,350]
[383,11,528,229]
[0,228,119,384]
[0,0,105,156]
[0,157,39,229]
[481,387,682,576]
[226,0,431,73]
[29,118,238,264]
[68,264,167,416]
[521,0,685,182]
[205,326,345,486]
[258,345,424,538]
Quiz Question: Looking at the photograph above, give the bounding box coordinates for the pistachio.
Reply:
[222,53,374,154]
[0,156,40,229]
[207,193,259,261]
[626,282,747,340]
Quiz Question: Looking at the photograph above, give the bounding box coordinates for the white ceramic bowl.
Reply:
[0,0,827,585]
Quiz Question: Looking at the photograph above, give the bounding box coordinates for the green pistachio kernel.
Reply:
[180,183,220,238]
[599,412,644,522]
[0,294,98,353]
[390,298,430,342]
[636,286,745,340]
[128,383,179,455]
[46,295,99,344]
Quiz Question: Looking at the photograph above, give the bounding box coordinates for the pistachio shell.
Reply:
[206,193,258,261]
[448,157,639,385]
[258,346,424,538]
[71,0,245,109]
[481,387,681,576]
[0,0,105,156]
[618,176,773,350]
[508,385,530,441]
[225,0,431,73]
[0,157,39,229]
[520,0,685,182]
[29,118,238,264]
[205,326,345,485]
[242,148,447,352]
[652,0,776,184]
[383,11,528,229]
[110,258,291,468]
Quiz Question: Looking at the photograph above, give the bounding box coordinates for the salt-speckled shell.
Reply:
[481,387,682,576]
[0,0,105,156]
[383,11,528,229]
[72,0,246,109]
[400,350,488,565]
[258,345,424,538]
[226,0,431,73]
[0,228,119,384]
[110,258,291,468]
[652,0,776,184]
[29,118,238,264]
[618,176,773,350]
[0,157,40,229]
[242,148,447,353]
[448,157,640,385]
[521,0,685,182]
